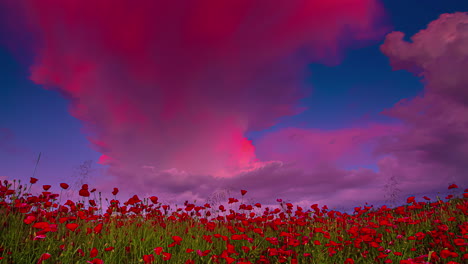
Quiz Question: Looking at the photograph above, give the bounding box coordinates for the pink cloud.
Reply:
[226,12,468,210]
[380,12,468,106]
[207,12,468,210]
[374,12,468,197]
[1,0,391,208]
[7,2,466,213]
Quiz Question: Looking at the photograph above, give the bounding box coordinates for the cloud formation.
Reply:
[374,11,468,197]
[1,0,388,201]
[3,0,467,212]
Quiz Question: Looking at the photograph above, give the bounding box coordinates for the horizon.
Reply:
[1,0,468,216]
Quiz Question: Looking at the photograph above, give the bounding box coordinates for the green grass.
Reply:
[0,176,467,264]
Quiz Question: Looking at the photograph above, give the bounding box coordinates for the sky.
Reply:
[1,0,467,216]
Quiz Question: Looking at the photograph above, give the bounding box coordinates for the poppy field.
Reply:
[0,177,467,264]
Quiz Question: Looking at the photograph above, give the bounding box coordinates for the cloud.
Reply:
[220,11,468,210]
[374,12,468,196]
[7,2,467,213]
[203,11,468,210]
[380,12,468,106]
[0,0,392,208]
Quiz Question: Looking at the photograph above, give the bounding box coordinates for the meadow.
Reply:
[0,169,467,264]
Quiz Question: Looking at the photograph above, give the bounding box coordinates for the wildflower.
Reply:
[79,188,90,197]
[37,253,51,264]
[90,247,98,258]
[24,215,36,225]
[66,223,79,232]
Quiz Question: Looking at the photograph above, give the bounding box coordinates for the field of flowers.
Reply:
[0,177,467,264]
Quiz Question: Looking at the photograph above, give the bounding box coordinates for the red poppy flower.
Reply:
[30,177,38,184]
[86,259,104,264]
[172,236,183,244]
[60,183,69,189]
[43,185,51,191]
[94,223,103,234]
[162,252,172,261]
[24,215,36,225]
[143,254,155,263]
[154,247,163,255]
[90,247,98,258]
[66,223,79,232]
[37,253,51,264]
[79,189,90,197]
[241,190,247,196]
[33,222,49,230]
[112,187,119,195]
[150,196,158,204]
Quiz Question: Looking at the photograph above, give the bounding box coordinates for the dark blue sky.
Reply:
[1,0,467,214]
